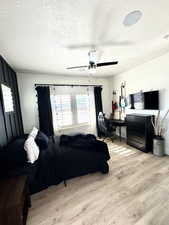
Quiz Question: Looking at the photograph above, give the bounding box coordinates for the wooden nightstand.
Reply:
[0,175,31,225]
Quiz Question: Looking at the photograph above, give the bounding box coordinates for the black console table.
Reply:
[126,114,154,152]
[109,119,126,141]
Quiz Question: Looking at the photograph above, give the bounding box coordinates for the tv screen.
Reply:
[144,90,159,110]
[129,90,159,110]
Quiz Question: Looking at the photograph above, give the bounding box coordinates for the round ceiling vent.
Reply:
[163,34,169,40]
[123,10,143,26]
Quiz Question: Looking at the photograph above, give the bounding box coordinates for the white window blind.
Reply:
[1,84,14,112]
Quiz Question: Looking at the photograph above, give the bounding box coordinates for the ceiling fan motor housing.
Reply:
[89,61,97,70]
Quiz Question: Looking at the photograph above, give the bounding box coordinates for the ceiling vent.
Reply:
[123,10,143,26]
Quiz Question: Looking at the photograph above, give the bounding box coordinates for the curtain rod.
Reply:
[35,84,102,88]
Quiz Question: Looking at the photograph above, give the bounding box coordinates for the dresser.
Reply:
[126,114,154,152]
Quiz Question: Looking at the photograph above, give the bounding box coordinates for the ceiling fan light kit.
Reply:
[88,50,97,64]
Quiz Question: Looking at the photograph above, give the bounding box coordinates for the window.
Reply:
[51,94,90,127]
[50,86,96,134]
[51,95,72,126]
[76,95,90,123]
[1,84,14,112]
[51,94,91,128]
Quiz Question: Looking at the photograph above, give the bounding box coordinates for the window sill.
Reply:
[57,123,90,131]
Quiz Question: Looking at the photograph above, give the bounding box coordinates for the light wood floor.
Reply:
[27,140,169,225]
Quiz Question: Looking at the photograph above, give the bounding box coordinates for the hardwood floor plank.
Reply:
[27,141,169,225]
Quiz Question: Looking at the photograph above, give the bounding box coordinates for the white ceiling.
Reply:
[1,0,169,77]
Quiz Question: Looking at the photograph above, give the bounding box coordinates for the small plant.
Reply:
[151,109,169,138]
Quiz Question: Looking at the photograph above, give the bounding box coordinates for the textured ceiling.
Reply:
[1,0,169,76]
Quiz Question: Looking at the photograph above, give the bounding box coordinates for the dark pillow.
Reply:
[35,131,49,150]
[0,138,27,170]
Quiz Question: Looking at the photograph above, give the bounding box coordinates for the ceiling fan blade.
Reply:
[67,65,88,70]
[101,40,133,46]
[67,43,95,49]
[66,40,133,49]
[97,61,118,67]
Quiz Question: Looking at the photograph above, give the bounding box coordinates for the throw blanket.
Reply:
[60,134,110,160]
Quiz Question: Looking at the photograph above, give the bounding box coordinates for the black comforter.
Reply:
[4,134,110,194]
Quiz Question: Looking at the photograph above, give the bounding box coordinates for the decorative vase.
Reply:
[153,136,165,156]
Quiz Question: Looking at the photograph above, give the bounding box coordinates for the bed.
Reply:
[0,133,110,194]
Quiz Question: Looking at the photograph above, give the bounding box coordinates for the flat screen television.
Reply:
[129,90,159,110]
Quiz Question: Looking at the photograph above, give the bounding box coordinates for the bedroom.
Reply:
[1,1,169,225]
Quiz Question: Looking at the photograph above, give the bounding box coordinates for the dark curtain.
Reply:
[94,86,103,137]
[36,86,54,136]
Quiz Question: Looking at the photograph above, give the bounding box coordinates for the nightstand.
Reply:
[0,175,31,225]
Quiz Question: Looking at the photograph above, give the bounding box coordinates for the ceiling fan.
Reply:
[67,50,118,74]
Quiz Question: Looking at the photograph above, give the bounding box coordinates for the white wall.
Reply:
[17,73,111,133]
[109,52,169,155]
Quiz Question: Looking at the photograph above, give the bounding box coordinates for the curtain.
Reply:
[36,86,54,136]
[88,87,97,135]
[94,86,103,137]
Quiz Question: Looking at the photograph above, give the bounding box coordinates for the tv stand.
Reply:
[126,114,154,152]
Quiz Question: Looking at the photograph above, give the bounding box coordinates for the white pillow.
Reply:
[29,127,38,138]
[24,136,39,164]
